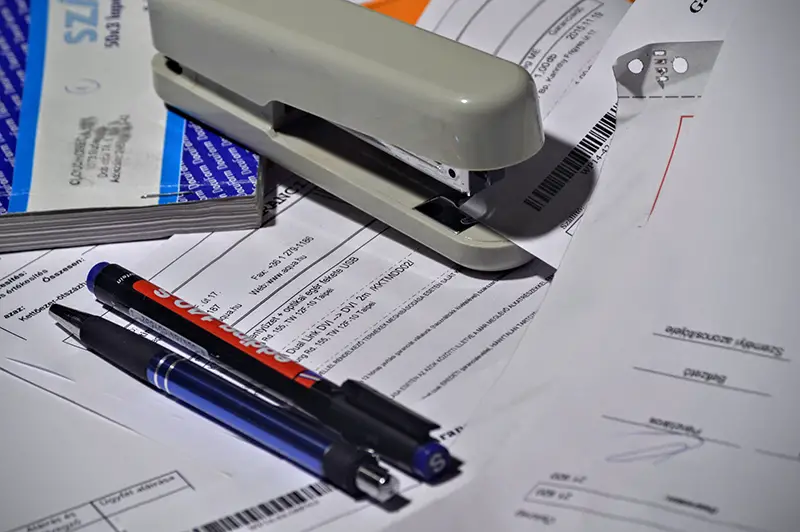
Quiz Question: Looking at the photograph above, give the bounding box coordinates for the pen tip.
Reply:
[49,304,90,337]
[355,463,400,503]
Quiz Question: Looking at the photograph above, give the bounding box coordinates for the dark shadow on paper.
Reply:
[461,133,599,241]
[376,493,411,512]
[244,113,595,279]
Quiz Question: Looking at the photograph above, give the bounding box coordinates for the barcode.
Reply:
[523,105,617,211]
[192,482,333,532]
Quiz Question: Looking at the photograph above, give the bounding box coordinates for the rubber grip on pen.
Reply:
[80,316,166,381]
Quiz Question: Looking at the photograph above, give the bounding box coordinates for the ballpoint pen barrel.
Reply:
[48,304,399,502]
[88,262,310,402]
[146,353,380,494]
[86,262,452,481]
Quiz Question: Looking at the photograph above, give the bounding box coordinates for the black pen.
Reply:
[49,304,399,503]
[86,262,453,481]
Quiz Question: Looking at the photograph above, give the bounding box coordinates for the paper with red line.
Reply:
[436,0,746,470]
[459,0,736,268]
[385,2,800,530]
[601,40,723,228]
[648,113,693,219]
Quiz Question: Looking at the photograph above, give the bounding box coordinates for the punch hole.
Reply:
[672,57,689,74]
[627,58,644,74]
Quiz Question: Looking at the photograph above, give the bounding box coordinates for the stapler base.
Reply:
[152,54,533,272]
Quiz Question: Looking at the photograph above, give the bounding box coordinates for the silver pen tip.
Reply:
[48,304,90,337]
[355,463,400,503]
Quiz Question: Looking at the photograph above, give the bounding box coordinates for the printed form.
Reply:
[0,1,634,530]
[0,169,311,345]
[0,366,242,532]
[402,3,800,531]
[418,0,631,120]
[446,0,746,460]
[0,181,554,532]
[0,240,162,343]
[420,0,633,267]
[0,176,317,532]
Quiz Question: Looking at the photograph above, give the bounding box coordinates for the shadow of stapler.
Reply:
[147,0,546,272]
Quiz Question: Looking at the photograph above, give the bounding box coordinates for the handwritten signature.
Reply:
[606,429,705,465]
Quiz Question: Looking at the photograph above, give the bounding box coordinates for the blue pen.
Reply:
[49,304,399,503]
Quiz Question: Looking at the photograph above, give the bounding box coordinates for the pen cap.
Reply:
[87,261,133,310]
[86,261,109,295]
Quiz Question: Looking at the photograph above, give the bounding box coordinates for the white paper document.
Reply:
[446,0,746,464]
[458,0,743,268]
[404,3,800,531]
[0,240,164,343]
[0,358,245,532]
[0,172,312,343]
[2,183,554,531]
[0,1,713,531]
[419,0,632,121]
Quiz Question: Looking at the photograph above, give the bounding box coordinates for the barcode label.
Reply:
[524,105,617,211]
[192,482,333,532]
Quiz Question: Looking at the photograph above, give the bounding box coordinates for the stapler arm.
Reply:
[148,0,545,271]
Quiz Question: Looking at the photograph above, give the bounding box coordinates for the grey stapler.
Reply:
[147,0,545,271]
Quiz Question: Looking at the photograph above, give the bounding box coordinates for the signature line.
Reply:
[633,366,771,397]
[652,333,789,362]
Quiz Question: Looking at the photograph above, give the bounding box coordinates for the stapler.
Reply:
[147,0,545,271]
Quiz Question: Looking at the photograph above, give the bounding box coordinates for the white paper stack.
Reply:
[0,0,264,253]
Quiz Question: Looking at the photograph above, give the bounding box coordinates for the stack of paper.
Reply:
[0,0,264,253]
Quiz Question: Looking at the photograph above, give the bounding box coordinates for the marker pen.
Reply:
[49,304,399,502]
[86,262,452,481]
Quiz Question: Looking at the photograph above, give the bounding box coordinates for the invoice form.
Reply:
[404,3,800,531]
[409,0,633,266]
[0,361,242,532]
[1,178,554,531]
[0,239,164,343]
[418,0,632,120]
[442,0,743,468]
[0,174,308,344]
